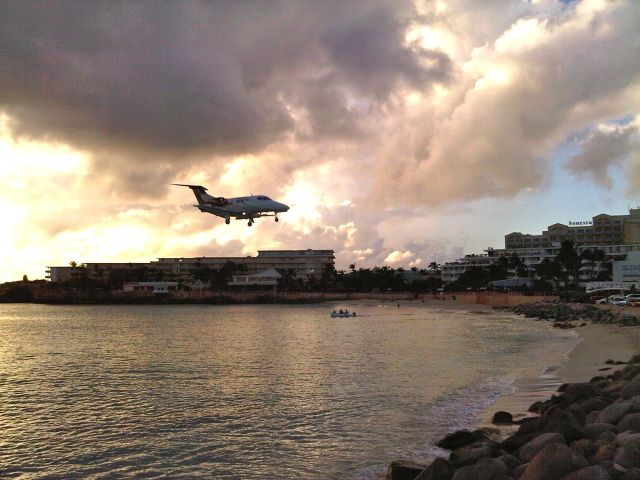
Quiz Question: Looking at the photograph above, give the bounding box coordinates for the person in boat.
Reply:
[352,312,356,316]
[339,309,343,314]
[332,310,336,314]
[345,309,349,314]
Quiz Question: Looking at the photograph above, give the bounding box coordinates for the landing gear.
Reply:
[225,218,230,225]
[248,219,253,227]
[274,216,279,223]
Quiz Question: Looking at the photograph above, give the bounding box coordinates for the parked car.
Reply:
[595,298,608,304]
[626,294,640,306]
[608,295,628,306]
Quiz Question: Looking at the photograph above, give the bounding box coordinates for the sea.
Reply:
[0,302,579,479]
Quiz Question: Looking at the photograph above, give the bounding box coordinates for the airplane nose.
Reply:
[279,203,289,212]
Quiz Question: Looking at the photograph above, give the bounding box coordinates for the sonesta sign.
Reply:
[569,220,593,226]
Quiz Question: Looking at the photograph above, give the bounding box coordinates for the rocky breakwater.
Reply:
[385,354,640,480]
[510,302,640,328]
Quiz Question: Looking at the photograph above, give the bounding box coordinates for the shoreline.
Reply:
[386,304,640,479]
[479,320,640,431]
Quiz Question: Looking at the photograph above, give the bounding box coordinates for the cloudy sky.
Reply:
[1,0,639,282]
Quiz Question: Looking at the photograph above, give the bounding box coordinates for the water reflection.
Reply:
[0,303,576,479]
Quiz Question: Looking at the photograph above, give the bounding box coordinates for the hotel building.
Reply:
[46,249,335,285]
[442,209,640,284]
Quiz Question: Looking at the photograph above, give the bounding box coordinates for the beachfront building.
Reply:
[228,268,281,289]
[150,250,334,283]
[441,254,498,283]
[122,281,179,293]
[45,250,335,286]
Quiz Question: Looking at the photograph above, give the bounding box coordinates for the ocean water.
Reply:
[0,303,578,479]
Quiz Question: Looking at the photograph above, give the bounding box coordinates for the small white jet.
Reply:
[172,184,289,226]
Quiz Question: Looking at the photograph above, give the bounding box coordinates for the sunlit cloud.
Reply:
[0,0,639,282]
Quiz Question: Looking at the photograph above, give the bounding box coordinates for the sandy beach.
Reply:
[480,321,640,427]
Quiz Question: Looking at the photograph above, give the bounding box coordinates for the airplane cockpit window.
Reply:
[257,196,270,200]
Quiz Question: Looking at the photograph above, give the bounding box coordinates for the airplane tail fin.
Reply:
[172,184,209,205]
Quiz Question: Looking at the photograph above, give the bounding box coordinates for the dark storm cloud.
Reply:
[0,0,452,192]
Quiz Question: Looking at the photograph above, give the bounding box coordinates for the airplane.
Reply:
[172,184,289,226]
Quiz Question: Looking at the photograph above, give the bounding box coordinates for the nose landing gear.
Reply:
[225,217,230,225]
[248,219,254,226]
[274,216,279,223]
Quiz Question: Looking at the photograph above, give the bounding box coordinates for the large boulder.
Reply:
[590,443,617,464]
[613,445,640,469]
[415,458,453,480]
[451,458,509,480]
[491,411,513,425]
[617,413,640,433]
[582,423,616,439]
[580,397,608,415]
[620,379,640,399]
[564,383,603,404]
[502,432,539,453]
[495,454,520,471]
[596,402,634,425]
[570,438,599,459]
[450,441,500,468]
[616,431,640,448]
[541,409,587,442]
[557,465,612,480]
[385,459,427,480]
[520,442,588,480]
[518,433,566,462]
[437,430,479,450]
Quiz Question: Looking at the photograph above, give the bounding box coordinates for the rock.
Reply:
[600,460,629,479]
[518,432,566,462]
[385,459,427,480]
[496,454,520,470]
[581,398,608,415]
[518,417,543,435]
[583,423,616,439]
[513,463,528,478]
[570,438,598,459]
[613,445,640,468]
[502,432,538,453]
[557,465,612,480]
[438,430,478,450]
[617,413,640,433]
[616,431,640,448]
[541,409,587,442]
[520,443,588,480]
[590,443,617,464]
[450,441,500,468]
[597,431,616,442]
[564,383,603,404]
[451,458,509,480]
[587,411,601,424]
[602,380,627,396]
[491,411,513,425]
[597,402,634,425]
[621,468,640,480]
[622,380,640,400]
[415,458,453,480]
